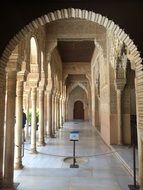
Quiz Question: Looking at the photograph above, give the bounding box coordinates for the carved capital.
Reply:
[30,64,39,73]
[115,78,126,91]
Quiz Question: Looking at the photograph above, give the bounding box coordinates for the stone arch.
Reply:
[68,82,88,98]
[0,8,142,71]
[0,8,143,187]
[67,85,89,121]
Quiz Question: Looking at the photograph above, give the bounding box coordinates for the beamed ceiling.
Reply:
[57,40,95,63]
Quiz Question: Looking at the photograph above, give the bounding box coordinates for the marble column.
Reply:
[117,89,122,145]
[30,87,37,154]
[91,68,96,127]
[14,81,24,169]
[54,94,57,132]
[62,98,65,123]
[55,94,58,131]
[38,89,45,146]
[0,77,6,188]
[59,96,62,128]
[44,92,47,136]
[51,93,56,137]
[57,95,60,129]
[46,90,52,137]
[3,71,16,188]
[25,92,30,139]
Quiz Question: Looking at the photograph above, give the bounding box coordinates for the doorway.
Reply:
[73,101,84,120]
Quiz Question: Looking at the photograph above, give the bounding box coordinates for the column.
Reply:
[44,92,47,136]
[54,94,57,132]
[59,96,62,128]
[0,76,6,188]
[55,94,58,131]
[30,87,37,153]
[117,89,122,145]
[46,90,52,137]
[14,81,24,169]
[62,97,65,123]
[51,93,56,137]
[38,89,45,146]
[25,91,30,139]
[57,95,60,129]
[3,71,16,188]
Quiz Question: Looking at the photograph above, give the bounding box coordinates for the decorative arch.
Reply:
[68,82,88,98]
[0,8,143,188]
[0,8,142,71]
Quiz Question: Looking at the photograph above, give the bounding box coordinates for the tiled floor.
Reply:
[14,121,134,190]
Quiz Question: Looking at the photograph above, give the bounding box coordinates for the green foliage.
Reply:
[27,111,31,125]
[27,109,39,125]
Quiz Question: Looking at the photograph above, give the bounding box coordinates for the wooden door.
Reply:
[73,101,84,120]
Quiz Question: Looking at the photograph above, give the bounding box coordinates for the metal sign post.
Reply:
[70,131,79,168]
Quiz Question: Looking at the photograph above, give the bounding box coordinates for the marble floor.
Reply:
[14,121,134,190]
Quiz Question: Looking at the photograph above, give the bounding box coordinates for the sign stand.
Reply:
[70,131,79,168]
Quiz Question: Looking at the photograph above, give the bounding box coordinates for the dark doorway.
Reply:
[73,101,84,120]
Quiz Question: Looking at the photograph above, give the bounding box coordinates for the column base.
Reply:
[118,142,123,146]
[38,141,46,146]
[46,134,50,138]
[50,134,56,138]
[14,163,24,170]
[30,148,38,154]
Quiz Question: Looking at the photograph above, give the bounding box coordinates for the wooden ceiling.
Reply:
[57,40,95,63]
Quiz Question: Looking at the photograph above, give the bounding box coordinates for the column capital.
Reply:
[39,82,45,91]
[115,78,126,91]
[27,73,39,88]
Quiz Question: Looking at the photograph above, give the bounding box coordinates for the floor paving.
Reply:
[14,121,135,190]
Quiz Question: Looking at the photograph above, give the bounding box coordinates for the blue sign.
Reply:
[70,131,79,141]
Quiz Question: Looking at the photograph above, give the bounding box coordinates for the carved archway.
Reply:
[0,8,143,188]
[0,8,141,71]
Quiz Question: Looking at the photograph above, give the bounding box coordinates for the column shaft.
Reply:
[55,96,58,132]
[3,71,16,188]
[38,89,45,146]
[30,88,37,153]
[14,81,24,169]
[25,92,30,139]
[46,91,52,136]
[51,94,56,137]
[0,77,6,188]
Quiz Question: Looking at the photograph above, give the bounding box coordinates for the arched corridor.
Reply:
[14,121,133,190]
[0,8,142,190]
